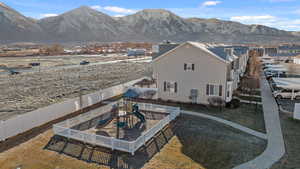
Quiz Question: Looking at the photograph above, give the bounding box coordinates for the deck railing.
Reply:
[53,102,180,155]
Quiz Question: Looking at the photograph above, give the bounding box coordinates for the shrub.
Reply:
[226,99,240,109]
[208,97,225,107]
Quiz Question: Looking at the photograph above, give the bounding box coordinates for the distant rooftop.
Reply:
[278,45,300,51]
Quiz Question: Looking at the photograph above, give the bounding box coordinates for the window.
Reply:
[206,84,223,96]
[163,81,177,93]
[184,63,195,71]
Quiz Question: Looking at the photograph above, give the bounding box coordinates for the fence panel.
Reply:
[95,135,112,148]
[0,77,146,141]
[113,139,131,152]
[53,102,180,155]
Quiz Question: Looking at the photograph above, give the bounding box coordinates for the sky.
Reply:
[2,0,300,31]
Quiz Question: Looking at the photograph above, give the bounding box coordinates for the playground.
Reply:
[72,101,168,141]
[53,100,180,155]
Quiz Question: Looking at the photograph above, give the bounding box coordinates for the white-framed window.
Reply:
[184,63,195,71]
[206,84,223,96]
[163,81,177,93]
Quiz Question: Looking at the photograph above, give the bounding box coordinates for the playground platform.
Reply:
[53,101,180,155]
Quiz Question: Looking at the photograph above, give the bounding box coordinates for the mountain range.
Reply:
[1,3,300,44]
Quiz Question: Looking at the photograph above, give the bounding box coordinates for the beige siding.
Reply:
[153,43,228,104]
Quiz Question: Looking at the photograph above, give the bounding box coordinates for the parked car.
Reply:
[10,70,20,75]
[263,65,284,70]
[265,70,286,78]
[29,62,40,66]
[273,89,300,99]
[80,61,90,65]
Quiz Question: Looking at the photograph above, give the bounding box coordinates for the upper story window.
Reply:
[184,63,195,71]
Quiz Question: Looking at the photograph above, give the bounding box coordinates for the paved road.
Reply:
[234,74,285,169]
[0,56,152,75]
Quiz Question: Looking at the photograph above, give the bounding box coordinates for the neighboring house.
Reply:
[293,55,300,64]
[278,45,300,54]
[127,48,146,56]
[152,42,179,60]
[232,46,249,79]
[152,41,248,105]
[264,47,277,56]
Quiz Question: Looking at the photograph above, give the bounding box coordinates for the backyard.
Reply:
[0,113,266,169]
[133,99,266,133]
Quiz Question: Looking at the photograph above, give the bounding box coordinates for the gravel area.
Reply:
[0,58,151,120]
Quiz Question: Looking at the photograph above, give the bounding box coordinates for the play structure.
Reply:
[94,101,147,139]
[53,100,180,155]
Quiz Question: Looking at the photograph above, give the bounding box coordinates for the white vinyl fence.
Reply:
[53,102,180,155]
[0,77,148,141]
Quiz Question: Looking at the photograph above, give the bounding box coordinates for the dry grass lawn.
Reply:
[143,136,205,169]
[0,130,108,169]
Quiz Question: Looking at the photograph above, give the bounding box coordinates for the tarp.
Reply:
[123,89,140,98]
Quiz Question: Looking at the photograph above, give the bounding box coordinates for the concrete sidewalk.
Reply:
[234,74,285,169]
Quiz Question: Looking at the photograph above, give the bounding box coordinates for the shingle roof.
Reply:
[153,41,247,63]
[269,53,300,57]
[189,42,248,62]
[231,46,249,56]
[278,45,300,51]
[153,43,179,60]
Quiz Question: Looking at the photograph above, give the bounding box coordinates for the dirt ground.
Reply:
[0,55,151,120]
[0,114,266,169]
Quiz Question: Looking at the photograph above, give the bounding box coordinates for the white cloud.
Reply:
[91,5,102,10]
[114,14,125,17]
[40,13,58,18]
[230,15,277,23]
[202,1,222,7]
[229,15,300,31]
[103,6,136,14]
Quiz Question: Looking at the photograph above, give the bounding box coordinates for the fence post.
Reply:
[111,138,115,150]
[66,119,70,128]
[0,120,4,141]
[143,133,146,145]
[93,135,96,145]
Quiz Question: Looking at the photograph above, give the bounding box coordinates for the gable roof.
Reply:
[152,43,180,60]
[153,41,237,64]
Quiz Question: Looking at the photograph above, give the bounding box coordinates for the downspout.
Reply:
[224,61,228,102]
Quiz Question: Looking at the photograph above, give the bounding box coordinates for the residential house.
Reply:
[152,42,248,105]
[278,44,300,54]
[264,47,277,56]
[231,46,249,81]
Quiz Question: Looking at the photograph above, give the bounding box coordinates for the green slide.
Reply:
[132,104,146,123]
